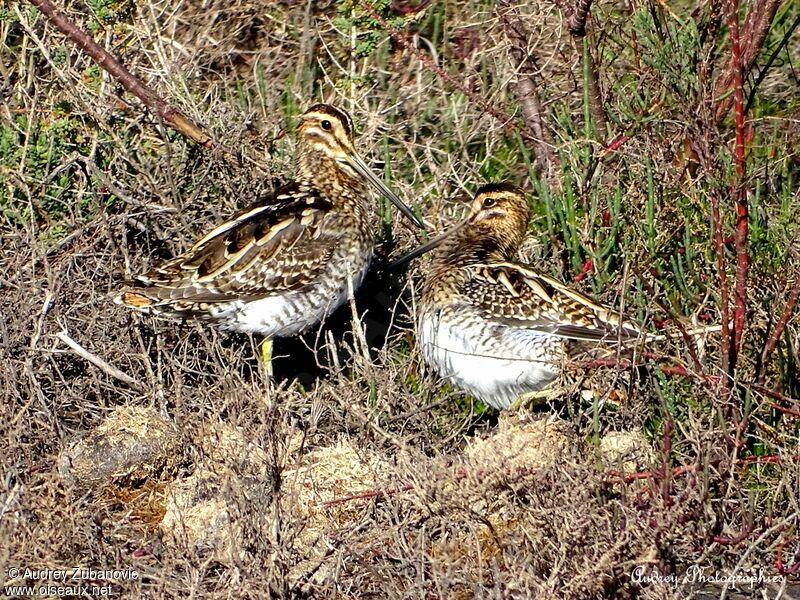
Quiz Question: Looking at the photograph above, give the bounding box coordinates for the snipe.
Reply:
[395,183,644,410]
[116,104,423,357]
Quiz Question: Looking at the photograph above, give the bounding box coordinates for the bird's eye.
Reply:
[483,197,496,208]
[321,119,333,131]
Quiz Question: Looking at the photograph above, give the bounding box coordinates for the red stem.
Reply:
[753,385,800,409]
[322,484,414,507]
[613,453,798,483]
[660,417,674,507]
[712,524,752,545]
[776,536,800,575]
[710,186,732,396]
[727,0,749,363]
[762,400,800,419]
[633,270,705,374]
[324,451,800,508]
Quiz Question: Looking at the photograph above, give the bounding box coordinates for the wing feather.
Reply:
[462,262,644,342]
[120,182,338,308]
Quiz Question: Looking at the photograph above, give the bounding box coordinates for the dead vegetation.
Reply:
[1,0,799,597]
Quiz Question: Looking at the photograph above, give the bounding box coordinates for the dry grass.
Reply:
[2,0,799,597]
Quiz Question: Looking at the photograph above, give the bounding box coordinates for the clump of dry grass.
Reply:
[2,0,799,598]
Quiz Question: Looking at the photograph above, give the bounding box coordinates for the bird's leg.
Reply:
[261,338,274,377]
[509,388,563,412]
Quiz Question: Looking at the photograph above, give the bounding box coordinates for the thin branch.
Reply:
[575,356,714,381]
[759,275,800,383]
[390,0,432,14]
[711,185,734,395]
[611,452,800,484]
[630,267,706,374]
[712,524,753,545]
[752,384,800,407]
[323,452,800,509]
[776,536,800,575]
[568,0,593,36]
[762,400,800,419]
[25,0,214,149]
[55,331,147,393]
[322,484,414,507]
[358,2,545,148]
[745,12,800,114]
[579,32,607,138]
[555,0,608,138]
[714,0,783,121]
[496,0,557,174]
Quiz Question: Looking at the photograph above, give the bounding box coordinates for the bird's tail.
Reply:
[114,289,158,311]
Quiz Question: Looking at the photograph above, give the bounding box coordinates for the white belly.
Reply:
[211,257,370,338]
[418,309,562,410]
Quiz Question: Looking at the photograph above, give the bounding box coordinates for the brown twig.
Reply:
[580,33,607,139]
[753,384,800,410]
[776,536,800,575]
[325,451,800,509]
[611,452,799,484]
[322,484,414,507]
[762,400,800,419]
[575,357,713,383]
[496,0,557,175]
[631,267,706,374]
[55,331,147,393]
[712,524,753,545]
[556,0,608,138]
[759,275,800,383]
[25,0,214,149]
[390,0,432,15]
[568,0,593,36]
[710,187,733,396]
[659,414,674,507]
[745,13,800,114]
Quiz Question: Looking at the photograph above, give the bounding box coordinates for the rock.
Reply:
[58,405,183,489]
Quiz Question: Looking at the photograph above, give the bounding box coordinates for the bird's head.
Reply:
[390,182,531,269]
[465,183,531,252]
[296,104,423,229]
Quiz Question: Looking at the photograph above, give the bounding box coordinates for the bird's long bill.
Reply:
[343,153,424,229]
[388,219,468,270]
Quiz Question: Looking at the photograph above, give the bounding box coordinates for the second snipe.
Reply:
[397,183,645,410]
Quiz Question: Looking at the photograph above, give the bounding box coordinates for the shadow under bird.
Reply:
[394,182,646,411]
[116,104,423,355]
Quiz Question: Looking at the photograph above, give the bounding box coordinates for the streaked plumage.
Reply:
[402,183,644,410]
[116,104,423,339]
